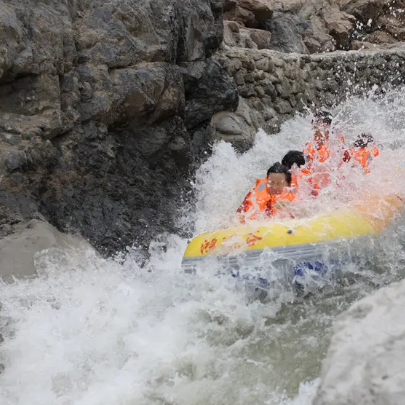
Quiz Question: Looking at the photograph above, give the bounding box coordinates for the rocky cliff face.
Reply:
[0,0,238,254]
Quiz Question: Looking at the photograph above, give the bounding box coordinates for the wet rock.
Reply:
[274,100,293,114]
[0,219,94,281]
[259,12,310,53]
[305,15,337,53]
[210,97,261,151]
[211,112,243,135]
[183,60,239,130]
[33,118,193,253]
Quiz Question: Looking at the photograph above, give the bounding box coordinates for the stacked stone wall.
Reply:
[212,46,405,149]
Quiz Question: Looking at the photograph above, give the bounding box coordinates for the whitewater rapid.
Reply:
[1,90,405,405]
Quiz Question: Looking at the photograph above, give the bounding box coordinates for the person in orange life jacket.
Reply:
[304,110,346,165]
[304,110,347,188]
[342,133,380,173]
[236,162,295,223]
[303,110,333,164]
[281,150,320,197]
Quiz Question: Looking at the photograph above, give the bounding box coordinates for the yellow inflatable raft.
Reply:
[182,194,405,272]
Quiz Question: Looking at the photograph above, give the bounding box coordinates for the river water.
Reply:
[1,91,405,405]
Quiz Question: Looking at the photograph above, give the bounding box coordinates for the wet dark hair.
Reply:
[312,110,332,126]
[353,133,375,148]
[267,162,292,185]
[282,150,306,169]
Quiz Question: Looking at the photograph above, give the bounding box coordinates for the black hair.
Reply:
[312,110,332,126]
[282,150,306,169]
[267,162,292,185]
[353,133,375,148]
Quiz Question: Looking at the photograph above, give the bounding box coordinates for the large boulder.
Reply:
[0,218,93,281]
[314,277,405,405]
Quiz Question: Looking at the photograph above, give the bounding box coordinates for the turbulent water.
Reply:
[1,90,405,405]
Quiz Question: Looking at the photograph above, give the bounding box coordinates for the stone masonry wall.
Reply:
[212,44,405,150]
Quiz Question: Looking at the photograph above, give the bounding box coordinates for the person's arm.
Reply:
[236,192,252,224]
[236,192,251,213]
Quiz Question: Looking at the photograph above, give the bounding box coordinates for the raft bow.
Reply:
[182,194,404,286]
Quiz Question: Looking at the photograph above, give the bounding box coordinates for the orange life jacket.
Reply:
[304,133,346,164]
[237,178,295,222]
[304,141,331,164]
[270,189,296,218]
[291,168,320,196]
[349,146,380,173]
[244,178,269,214]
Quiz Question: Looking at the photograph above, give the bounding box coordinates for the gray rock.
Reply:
[264,82,277,100]
[245,72,255,82]
[274,99,293,114]
[276,77,292,99]
[253,69,266,80]
[252,98,265,110]
[1,150,27,173]
[0,74,63,140]
[183,60,239,130]
[260,12,310,53]
[239,84,256,97]
[249,28,271,49]
[255,57,274,72]
[262,106,276,120]
[254,85,266,97]
[0,219,94,282]
[211,112,243,135]
[234,71,246,85]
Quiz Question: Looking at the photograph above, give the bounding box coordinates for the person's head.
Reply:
[266,162,291,195]
[312,110,332,146]
[282,150,306,170]
[312,110,333,127]
[353,133,375,148]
